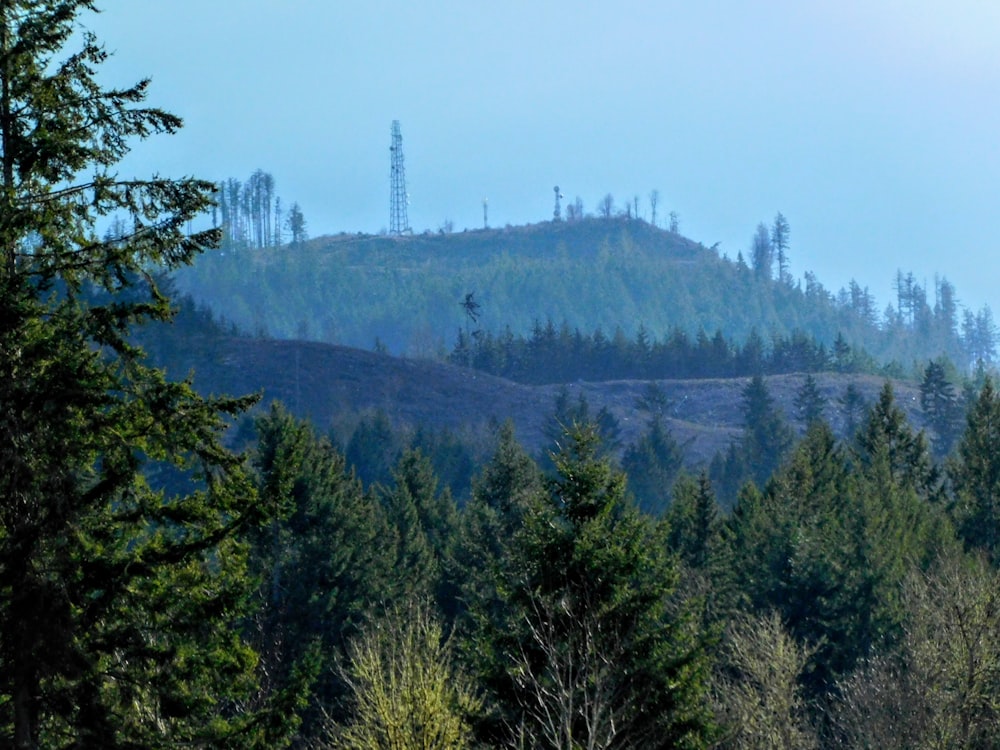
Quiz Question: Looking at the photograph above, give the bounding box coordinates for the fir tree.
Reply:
[0,3,287,745]
[950,376,1000,559]
[474,425,713,748]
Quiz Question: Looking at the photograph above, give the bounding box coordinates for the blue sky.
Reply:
[92,1,1000,320]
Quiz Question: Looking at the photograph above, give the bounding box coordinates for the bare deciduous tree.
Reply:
[712,611,818,750]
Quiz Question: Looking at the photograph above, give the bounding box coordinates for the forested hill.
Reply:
[172,216,990,372]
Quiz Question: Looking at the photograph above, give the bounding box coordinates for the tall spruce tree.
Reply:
[0,3,283,746]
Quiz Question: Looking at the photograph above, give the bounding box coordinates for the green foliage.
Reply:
[248,403,396,738]
[345,410,401,488]
[330,600,482,750]
[856,381,940,501]
[173,215,991,370]
[949,376,1000,559]
[0,2,285,746]
[667,472,723,572]
[473,425,713,749]
[452,421,545,638]
[919,359,962,457]
[711,375,794,506]
[380,449,459,606]
[794,373,825,427]
[727,419,944,696]
[623,415,686,515]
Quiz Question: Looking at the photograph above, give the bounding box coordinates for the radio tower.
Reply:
[389,120,410,235]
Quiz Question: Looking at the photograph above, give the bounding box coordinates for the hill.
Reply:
[161,332,922,467]
[172,217,982,371]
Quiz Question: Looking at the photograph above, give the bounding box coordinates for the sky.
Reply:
[90,1,1000,320]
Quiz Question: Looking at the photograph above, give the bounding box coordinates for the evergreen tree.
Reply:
[474,425,713,749]
[855,381,939,501]
[345,410,400,488]
[286,201,307,247]
[794,373,825,427]
[451,421,545,672]
[771,211,791,284]
[919,359,961,457]
[249,404,395,739]
[622,415,685,515]
[381,449,458,606]
[838,383,867,441]
[667,471,722,572]
[740,374,794,489]
[750,222,773,280]
[0,3,286,746]
[950,377,1000,559]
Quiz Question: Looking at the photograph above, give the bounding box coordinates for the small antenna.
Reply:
[483,197,489,229]
[553,186,563,221]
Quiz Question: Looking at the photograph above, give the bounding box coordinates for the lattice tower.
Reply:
[389,120,410,234]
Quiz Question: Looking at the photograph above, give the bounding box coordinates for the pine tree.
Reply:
[0,3,284,746]
[741,374,794,488]
[771,211,790,284]
[794,373,825,427]
[856,381,939,500]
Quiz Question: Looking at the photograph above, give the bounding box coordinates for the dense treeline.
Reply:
[450,318,871,382]
[232,372,1000,748]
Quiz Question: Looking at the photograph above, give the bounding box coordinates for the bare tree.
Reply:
[509,587,636,750]
[598,194,615,219]
[712,611,818,750]
[649,190,660,227]
[832,552,1000,749]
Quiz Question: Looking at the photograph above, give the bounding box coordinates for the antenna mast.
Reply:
[389,120,410,235]
[553,185,563,221]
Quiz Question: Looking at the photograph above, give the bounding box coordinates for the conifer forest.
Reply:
[5,3,1000,749]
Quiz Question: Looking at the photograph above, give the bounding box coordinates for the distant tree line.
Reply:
[450,318,873,383]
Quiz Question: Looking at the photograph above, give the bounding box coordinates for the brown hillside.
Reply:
[182,337,924,464]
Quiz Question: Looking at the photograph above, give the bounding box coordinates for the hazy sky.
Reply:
[91,1,1000,320]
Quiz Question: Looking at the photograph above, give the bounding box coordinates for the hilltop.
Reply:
[173,216,981,372]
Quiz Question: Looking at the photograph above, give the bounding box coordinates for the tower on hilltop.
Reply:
[389,120,410,235]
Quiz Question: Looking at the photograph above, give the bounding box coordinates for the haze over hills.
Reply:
[173,215,991,373]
